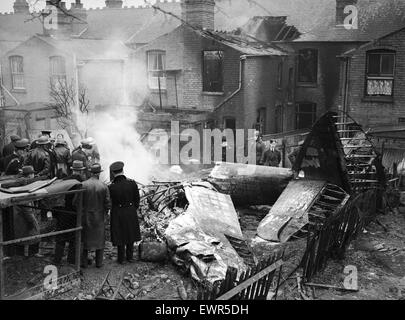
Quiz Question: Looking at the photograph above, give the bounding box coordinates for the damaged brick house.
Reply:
[339,23,405,171]
[132,9,294,137]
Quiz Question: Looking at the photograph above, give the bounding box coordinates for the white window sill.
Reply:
[202,92,224,96]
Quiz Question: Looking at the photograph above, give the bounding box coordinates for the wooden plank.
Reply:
[216,260,284,300]
[0,227,82,246]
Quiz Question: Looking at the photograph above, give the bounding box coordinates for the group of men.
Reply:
[0,131,100,179]
[54,160,141,268]
[253,131,282,167]
[1,131,141,268]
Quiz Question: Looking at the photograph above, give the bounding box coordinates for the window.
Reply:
[203,50,224,92]
[9,56,24,89]
[297,49,318,84]
[366,50,395,97]
[224,118,236,132]
[147,51,166,90]
[50,56,67,88]
[277,61,283,88]
[295,103,316,130]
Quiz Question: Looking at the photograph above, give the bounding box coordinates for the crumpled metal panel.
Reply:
[165,186,247,284]
[257,180,326,242]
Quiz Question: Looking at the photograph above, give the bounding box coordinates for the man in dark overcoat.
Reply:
[25,136,51,177]
[54,138,72,178]
[81,164,111,268]
[108,161,141,264]
[53,160,87,265]
[261,140,282,167]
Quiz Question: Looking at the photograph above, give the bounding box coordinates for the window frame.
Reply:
[297,48,318,85]
[202,50,224,93]
[277,61,283,88]
[364,49,396,98]
[295,102,317,130]
[9,55,25,90]
[147,50,167,90]
[49,55,67,88]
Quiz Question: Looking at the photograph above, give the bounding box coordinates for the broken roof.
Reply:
[195,29,288,56]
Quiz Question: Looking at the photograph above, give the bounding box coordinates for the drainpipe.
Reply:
[214,55,245,111]
[342,56,350,116]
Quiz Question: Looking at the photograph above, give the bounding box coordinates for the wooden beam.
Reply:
[0,227,82,246]
[216,260,284,300]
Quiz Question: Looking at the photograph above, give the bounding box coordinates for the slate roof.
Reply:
[6,35,130,61]
[36,36,131,60]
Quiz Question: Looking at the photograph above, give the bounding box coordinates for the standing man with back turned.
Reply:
[81,163,111,268]
[108,161,141,264]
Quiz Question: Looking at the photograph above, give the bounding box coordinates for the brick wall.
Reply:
[344,29,405,129]
[289,42,361,130]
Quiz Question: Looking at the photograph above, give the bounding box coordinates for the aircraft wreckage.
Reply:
[138,111,387,286]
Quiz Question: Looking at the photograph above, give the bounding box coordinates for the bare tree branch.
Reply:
[47,78,89,138]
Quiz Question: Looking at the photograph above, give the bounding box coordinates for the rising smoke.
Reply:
[71,42,159,184]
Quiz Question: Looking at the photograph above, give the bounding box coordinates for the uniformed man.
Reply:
[81,137,100,167]
[54,138,72,178]
[108,161,141,264]
[288,140,304,168]
[25,136,51,177]
[249,131,266,165]
[53,160,87,265]
[262,140,282,167]
[2,134,21,158]
[72,143,89,176]
[2,139,30,176]
[81,164,111,268]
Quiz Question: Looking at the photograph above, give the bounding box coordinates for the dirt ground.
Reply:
[3,207,405,300]
[279,210,405,300]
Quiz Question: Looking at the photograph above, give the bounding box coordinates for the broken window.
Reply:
[9,55,24,89]
[295,102,316,130]
[297,49,318,84]
[49,56,67,88]
[147,50,166,90]
[203,50,224,93]
[366,50,395,97]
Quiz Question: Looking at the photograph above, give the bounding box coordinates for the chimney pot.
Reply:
[13,0,30,14]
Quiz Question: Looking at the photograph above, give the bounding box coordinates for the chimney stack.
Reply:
[336,0,358,26]
[181,0,215,30]
[105,0,123,9]
[13,0,30,14]
[71,0,87,35]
